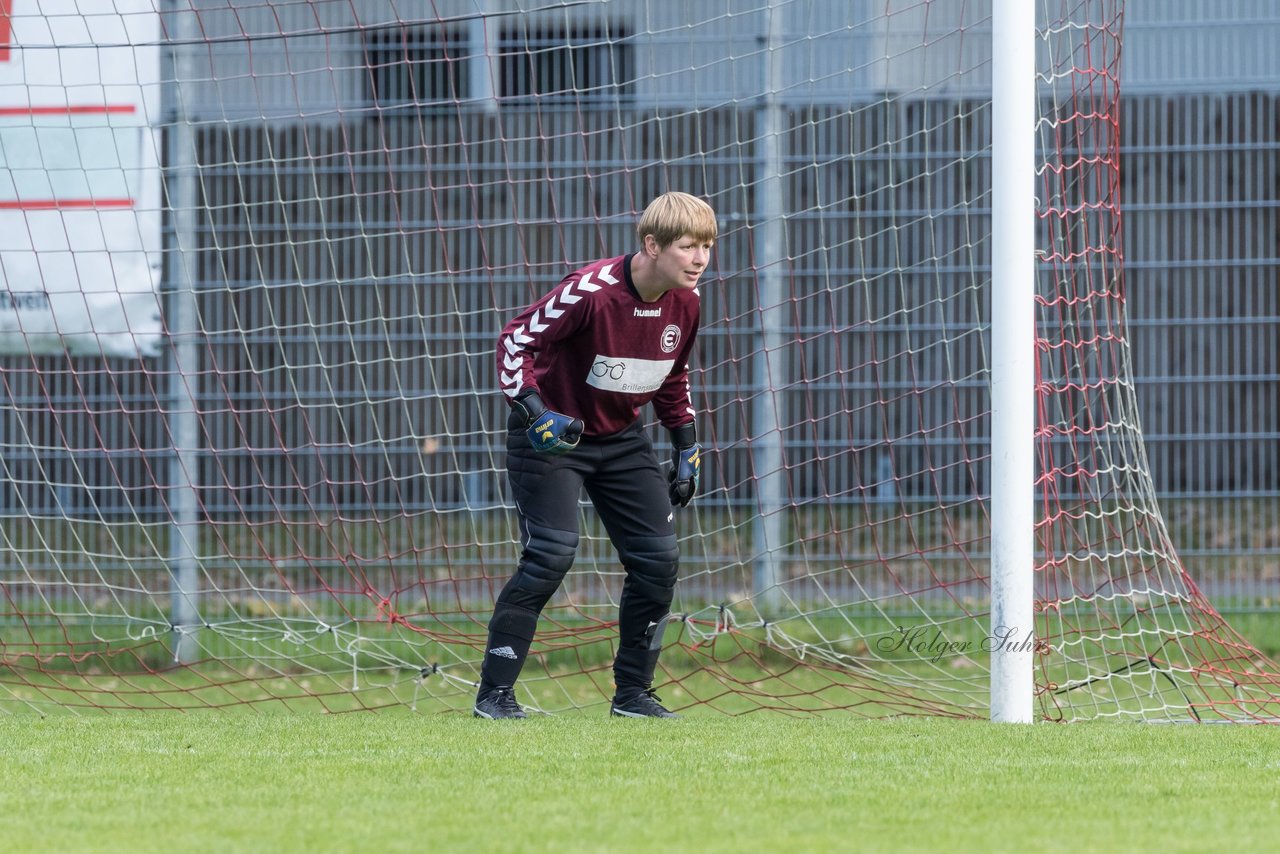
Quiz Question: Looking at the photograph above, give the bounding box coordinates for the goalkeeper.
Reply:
[474,192,717,720]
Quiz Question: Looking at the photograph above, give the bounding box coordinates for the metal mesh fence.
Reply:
[1,92,1276,606]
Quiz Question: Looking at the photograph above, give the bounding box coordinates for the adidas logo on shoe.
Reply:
[487,645,518,659]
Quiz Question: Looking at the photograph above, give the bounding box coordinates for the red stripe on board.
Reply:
[0,0,12,63]
[0,198,135,210]
[0,0,11,63]
[0,105,138,115]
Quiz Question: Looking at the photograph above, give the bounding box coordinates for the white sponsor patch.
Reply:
[586,355,675,393]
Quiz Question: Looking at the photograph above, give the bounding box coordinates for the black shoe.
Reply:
[474,685,527,720]
[610,689,679,719]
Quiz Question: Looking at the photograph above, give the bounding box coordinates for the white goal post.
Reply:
[989,0,1036,723]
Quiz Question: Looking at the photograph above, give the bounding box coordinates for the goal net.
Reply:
[2,0,1277,720]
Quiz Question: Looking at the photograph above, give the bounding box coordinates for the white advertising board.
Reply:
[0,0,162,358]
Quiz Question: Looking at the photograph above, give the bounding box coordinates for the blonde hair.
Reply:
[636,192,718,248]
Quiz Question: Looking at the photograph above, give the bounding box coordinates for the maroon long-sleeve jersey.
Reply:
[497,254,699,437]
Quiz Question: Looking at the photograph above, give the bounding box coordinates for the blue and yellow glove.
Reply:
[668,424,701,507]
[513,390,583,456]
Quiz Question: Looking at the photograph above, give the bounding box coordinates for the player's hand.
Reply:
[513,390,583,456]
[669,443,701,507]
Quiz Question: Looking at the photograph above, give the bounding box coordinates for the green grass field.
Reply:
[2,714,1278,853]
[4,595,1279,849]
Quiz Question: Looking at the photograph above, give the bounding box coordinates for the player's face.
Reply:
[656,234,714,291]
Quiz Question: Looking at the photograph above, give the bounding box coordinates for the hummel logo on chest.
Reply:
[634,307,662,317]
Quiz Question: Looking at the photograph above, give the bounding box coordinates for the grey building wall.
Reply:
[177,0,1280,125]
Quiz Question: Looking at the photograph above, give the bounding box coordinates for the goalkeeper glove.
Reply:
[512,389,583,456]
[668,424,701,508]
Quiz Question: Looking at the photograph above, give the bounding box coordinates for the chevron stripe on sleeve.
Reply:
[496,261,619,399]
